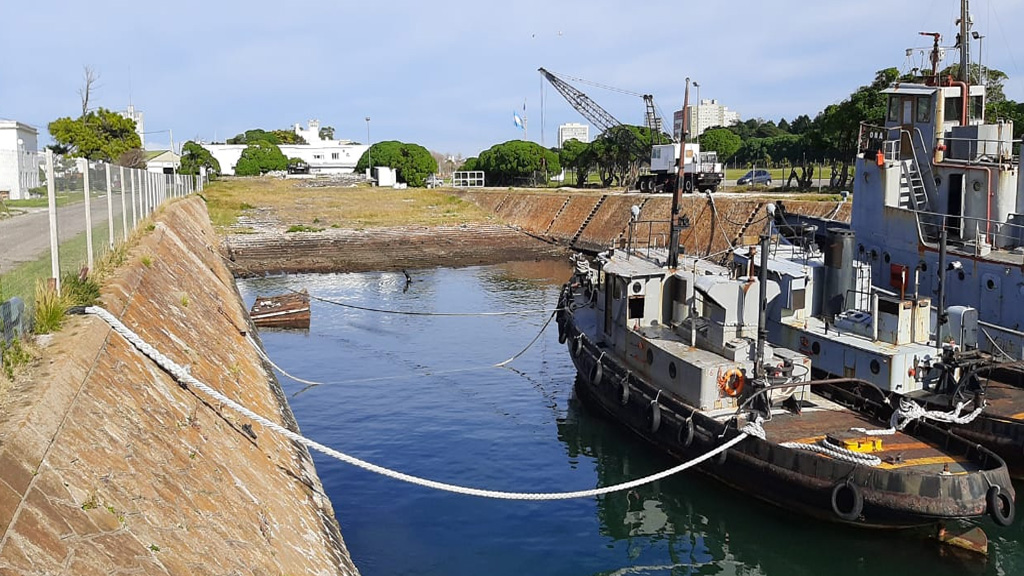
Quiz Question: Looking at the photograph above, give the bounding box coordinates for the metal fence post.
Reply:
[46,150,60,292]
[105,163,114,250]
[82,159,94,271]
[119,165,128,241]
[130,168,138,229]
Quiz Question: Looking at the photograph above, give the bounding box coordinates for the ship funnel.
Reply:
[823,228,856,319]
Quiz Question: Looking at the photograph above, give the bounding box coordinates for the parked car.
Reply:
[737,169,772,186]
[425,174,445,188]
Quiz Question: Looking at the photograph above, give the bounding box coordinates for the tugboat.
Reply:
[768,0,1024,477]
[558,181,1015,526]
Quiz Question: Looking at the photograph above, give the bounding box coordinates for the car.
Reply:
[737,169,772,186]
[425,174,445,188]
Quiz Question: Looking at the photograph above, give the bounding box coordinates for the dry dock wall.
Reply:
[457,190,851,254]
[0,197,357,575]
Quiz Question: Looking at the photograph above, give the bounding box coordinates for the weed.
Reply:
[285,224,324,233]
[239,202,254,210]
[81,496,97,511]
[149,544,160,552]
[180,294,190,308]
[33,280,68,334]
[312,217,321,224]
[1,338,32,380]
[146,223,156,232]
[61,271,101,307]
[140,255,153,268]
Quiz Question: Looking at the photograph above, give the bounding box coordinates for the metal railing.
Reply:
[0,149,201,325]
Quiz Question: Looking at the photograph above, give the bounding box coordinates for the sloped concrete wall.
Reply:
[0,197,357,575]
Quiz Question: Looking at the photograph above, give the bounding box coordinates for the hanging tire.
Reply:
[677,416,694,449]
[988,486,1015,527]
[572,335,583,357]
[557,319,567,344]
[590,361,603,387]
[618,378,630,406]
[683,179,694,193]
[831,482,864,522]
[649,402,662,433]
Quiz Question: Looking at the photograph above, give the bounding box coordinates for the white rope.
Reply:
[890,397,985,430]
[740,416,766,440]
[781,439,883,466]
[83,305,750,501]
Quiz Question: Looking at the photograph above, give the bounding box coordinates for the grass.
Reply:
[5,191,87,209]
[202,177,492,231]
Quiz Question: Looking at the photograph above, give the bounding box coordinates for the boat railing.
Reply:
[625,219,671,260]
[914,209,1024,253]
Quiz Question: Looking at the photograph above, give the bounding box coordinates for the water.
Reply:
[237,263,1024,576]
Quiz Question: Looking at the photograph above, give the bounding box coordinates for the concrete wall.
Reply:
[0,197,357,574]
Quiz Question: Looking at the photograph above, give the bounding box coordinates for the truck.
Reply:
[638,143,724,193]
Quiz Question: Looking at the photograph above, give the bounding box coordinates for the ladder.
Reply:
[571,195,607,247]
[899,159,929,210]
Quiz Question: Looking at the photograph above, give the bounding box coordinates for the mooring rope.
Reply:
[76,305,750,500]
[256,310,559,395]
[294,288,563,317]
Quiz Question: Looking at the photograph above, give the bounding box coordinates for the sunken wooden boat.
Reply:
[558,223,1015,528]
[249,290,311,329]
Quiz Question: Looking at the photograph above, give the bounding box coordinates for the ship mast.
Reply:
[959,0,971,83]
[668,78,690,270]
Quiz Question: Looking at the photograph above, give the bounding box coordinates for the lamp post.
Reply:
[365,116,372,180]
[972,31,985,87]
[692,81,700,141]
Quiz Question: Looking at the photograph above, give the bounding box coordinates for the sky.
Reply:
[3,0,1023,159]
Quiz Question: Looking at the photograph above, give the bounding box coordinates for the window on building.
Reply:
[915,96,932,123]
[332,152,339,160]
[313,154,323,160]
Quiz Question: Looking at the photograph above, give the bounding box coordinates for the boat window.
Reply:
[944,97,962,122]
[915,96,931,122]
[628,297,645,320]
[970,95,984,122]
[887,96,899,122]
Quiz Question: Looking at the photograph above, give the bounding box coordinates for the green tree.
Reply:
[460,157,479,171]
[475,140,561,186]
[559,138,593,187]
[590,125,653,187]
[355,141,438,187]
[48,107,142,164]
[226,128,307,146]
[318,126,335,140]
[699,128,742,162]
[179,141,221,177]
[234,141,288,176]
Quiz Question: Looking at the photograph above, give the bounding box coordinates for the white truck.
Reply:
[637,143,724,193]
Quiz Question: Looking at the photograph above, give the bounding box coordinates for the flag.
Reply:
[513,111,525,130]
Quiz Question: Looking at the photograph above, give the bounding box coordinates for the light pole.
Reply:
[692,81,700,141]
[972,31,985,87]
[365,116,372,179]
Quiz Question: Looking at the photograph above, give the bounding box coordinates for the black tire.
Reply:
[988,486,1015,527]
[831,482,864,522]
[590,361,603,387]
[677,417,694,449]
[618,378,630,405]
[649,402,662,433]
[683,179,694,193]
[572,335,583,357]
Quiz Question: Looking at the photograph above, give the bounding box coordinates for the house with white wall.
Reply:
[0,120,40,200]
[202,120,368,176]
[144,150,181,174]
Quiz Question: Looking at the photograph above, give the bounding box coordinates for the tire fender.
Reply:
[649,401,662,433]
[831,481,864,522]
[677,416,694,449]
[988,485,1015,527]
[590,357,603,387]
[618,376,630,406]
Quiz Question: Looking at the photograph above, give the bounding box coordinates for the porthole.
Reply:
[669,362,677,379]
[883,252,891,264]
[646,348,654,365]
[973,180,982,192]
[919,261,928,273]
[632,281,643,294]
[987,278,996,290]
[934,176,942,187]
[811,342,821,355]
[870,359,881,375]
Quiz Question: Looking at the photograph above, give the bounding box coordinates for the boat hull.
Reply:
[563,316,1014,528]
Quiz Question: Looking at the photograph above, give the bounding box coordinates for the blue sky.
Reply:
[2,0,1022,159]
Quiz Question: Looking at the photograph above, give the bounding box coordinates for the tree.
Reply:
[590,125,653,187]
[460,157,479,171]
[234,141,288,176]
[79,66,99,118]
[559,138,593,187]
[179,141,221,177]
[48,107,142,163]
[318,126,335,140]
[475,140,561,186]
[354,140,438,187]
[699,128,742,162]
[226,128,306,146]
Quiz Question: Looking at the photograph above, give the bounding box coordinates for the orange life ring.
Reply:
[719,368,745,397]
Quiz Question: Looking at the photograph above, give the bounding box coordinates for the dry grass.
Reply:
[202,177,494,231]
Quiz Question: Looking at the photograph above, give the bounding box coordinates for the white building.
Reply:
[673,99,740,140]
[558,123,589,147]
[144,150,181,174]
[120,104,145,147]
[202,120,368,176]
[0,120,40,200]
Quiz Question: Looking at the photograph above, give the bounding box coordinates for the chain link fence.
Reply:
[1,150,201,341]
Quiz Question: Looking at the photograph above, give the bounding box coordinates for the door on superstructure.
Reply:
[900,98,915,159]
[948,174,964,239]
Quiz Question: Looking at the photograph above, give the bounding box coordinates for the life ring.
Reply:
[649,402,662,433]
[677,416,694,449]
[590,360,603,387]
[831,481,864,522]
[988,486,1015,527]
[719,368,745,397]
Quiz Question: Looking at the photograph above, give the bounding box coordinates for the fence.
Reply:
[0,149,201,335]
